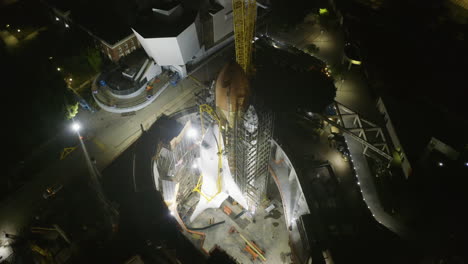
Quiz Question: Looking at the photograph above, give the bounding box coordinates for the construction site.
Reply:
[150,1,314,262]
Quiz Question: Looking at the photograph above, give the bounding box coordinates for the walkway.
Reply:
[269,12,409,239]
[92,71,171,113]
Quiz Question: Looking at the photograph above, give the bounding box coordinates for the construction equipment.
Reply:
[232,0,257,74]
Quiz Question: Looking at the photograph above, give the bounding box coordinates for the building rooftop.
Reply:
[101,49,148,92]
[45,0,135,45]
[132,4,198,39]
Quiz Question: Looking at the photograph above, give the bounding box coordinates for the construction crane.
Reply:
[232,0,257,74]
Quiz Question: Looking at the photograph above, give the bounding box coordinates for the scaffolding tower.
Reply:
[232,104,274,212]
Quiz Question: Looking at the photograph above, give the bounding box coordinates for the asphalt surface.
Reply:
[0,42,235,261]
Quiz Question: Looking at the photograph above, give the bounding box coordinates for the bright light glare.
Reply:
[55,17,59,21]
[0,246,13,260]
[57,67,61,71]
[17,29,20,32]
[65,23,69,28]
[170,211,174,216]
[438,162,444,167]
[69,78,73,82]
[71,122,80,132]
[192,162,198,169]
[464,162,468,167]
[187,128,197,139]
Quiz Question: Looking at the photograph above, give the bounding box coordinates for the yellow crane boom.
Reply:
[232,0,257,74]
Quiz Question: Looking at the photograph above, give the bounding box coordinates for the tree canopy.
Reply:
[252,38,336,113]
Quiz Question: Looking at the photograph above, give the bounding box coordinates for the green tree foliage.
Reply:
[66,102,79,120]
[86,47,103,73]
[3,41,73,165]
[270,0,326,31]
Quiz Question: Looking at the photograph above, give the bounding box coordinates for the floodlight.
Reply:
[187,128,197,139]
[71,122,80,132]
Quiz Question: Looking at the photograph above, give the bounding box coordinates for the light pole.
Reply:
[71,121,119,230]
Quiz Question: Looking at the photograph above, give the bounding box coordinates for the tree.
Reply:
[305,43,320,54]
[86,47,103,73]
[65,102,79,119]
[270,0,317,31]
[253,38,336,113]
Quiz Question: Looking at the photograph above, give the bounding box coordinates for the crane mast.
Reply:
[232,0,257,74]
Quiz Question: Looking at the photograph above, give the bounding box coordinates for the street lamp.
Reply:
[69,78,73,82]
[17,29,20,33]
[438,162,444,167]
[71,122,80,132]
[57,67,61,72]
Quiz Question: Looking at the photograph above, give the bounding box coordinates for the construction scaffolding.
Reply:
[155,121,200,205]
[232,104,274,212]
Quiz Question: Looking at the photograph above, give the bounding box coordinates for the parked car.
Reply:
[43,184,63,199]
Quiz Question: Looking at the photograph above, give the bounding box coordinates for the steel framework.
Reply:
[232,0,257,74]
[322,101,393,164]
[232,105,274,211]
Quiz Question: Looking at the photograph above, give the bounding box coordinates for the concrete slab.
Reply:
[184,199,291,263]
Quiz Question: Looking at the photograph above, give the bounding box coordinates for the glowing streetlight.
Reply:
[17,29,20,32]
[55,17,60,21]
[464,162,468,167]
[438,162,444,167]
[65,23,69,28]
[71,122,80,132]
[57,67,61,72]
[69,78,73,82]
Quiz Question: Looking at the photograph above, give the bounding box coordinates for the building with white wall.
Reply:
[132,3,202,77]
[206,0,234,45]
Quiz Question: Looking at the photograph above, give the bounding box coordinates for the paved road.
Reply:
[0,39,238,260]
[0,68,204,261]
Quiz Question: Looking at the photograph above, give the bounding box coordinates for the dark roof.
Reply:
[132,6,198,38]
[102,49,148,91]
[45,0,135,45]
[208,1,224,14]
[380,94,468,161]
[154,1,180,11]
[44,0,73,13]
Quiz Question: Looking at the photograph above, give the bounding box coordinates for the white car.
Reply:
[43,184,63,199]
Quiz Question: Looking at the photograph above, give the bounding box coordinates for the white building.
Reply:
[132,3,203,77]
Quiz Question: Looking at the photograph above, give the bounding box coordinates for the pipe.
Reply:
[239,233,266,261]
[187,220,225,230]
